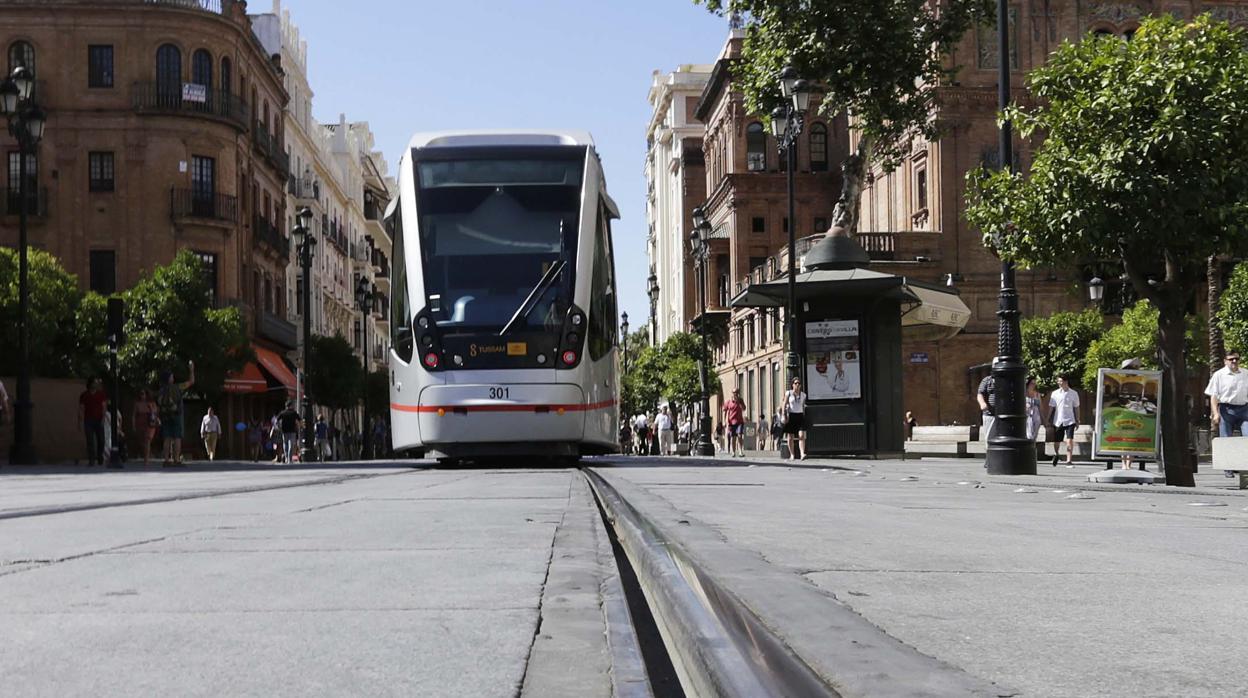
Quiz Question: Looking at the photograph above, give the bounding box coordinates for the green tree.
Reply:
[1215,262,1248,355]
[307,334,363,418]
[657,331,721,413]
[116,250,250,397]
[622,342,663,418]
[696,0,992,233]
[0,248,87,377]
[1083,301,1204,390]
[73,291,111,380]
[965,16,1248,486]
[1021,309,1103,392]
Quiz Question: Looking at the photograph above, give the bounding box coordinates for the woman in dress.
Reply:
[132,388,160,466]
[1025,377,1043,446]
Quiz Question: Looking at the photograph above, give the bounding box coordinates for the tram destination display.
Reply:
[805,320,861,400]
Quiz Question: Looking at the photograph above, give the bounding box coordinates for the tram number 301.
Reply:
[488,387,511,400]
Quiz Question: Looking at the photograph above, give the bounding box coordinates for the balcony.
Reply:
[3,187,48,218]
[250,124,288,176]
[257,309,298,350]
[170,188,237,223]
[252,216,290,258]
[858,232,896,261]
[144,0,227,13]
[132,82,249,131]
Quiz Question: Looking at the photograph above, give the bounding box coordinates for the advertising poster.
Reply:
[1093,368,1162,459]
[805,320,861,400]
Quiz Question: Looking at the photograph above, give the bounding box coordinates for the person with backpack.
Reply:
[276,402,302,464]
[158,360,195,467]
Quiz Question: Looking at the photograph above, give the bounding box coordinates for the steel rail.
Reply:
[584,469,838,698]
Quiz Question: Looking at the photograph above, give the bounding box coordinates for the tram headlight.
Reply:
[571,313,584,327]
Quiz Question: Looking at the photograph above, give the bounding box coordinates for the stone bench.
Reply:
[1211,437,1248,489]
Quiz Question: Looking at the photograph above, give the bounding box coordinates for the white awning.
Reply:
[901,285,971,340]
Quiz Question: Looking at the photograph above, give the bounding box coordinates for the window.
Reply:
[220,57,232,95]
[263,275,272,313]
[746,122,766,171]
[88,45,113,88]
[388,193,412,363]
[89,250,116,294]
[814,217,829,233]
[783,217,789,233]
[194,251,218,306]
[8,41,34,74]
[588,203,619,361]
[810,123,828,172]
[192,49,212,89]
[747,368,755,418]
[916,167,928,211]
[156,44,181,95]
[89,152,115,192]
[191,155,215,216]
[7,151,37,214]
[751,216,765,234]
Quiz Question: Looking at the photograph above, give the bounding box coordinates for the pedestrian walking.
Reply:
[132,388,160,466]
[1025,377,1042,443]
[157,360,195,467]
[714,421,725,452]
[757,414,769,451]
[1207,350,1248,438]
[247,418,265,462]
[314,415,330,461]
[783,378,809,460]
[1048,375,1080,466]
[678,415,691,450]
[200,407,222,461]
[371,416,387,459]
[633,413,650,456]
[772,407,786,453]
[723,389,747,457]
[276,402,302,464]
[976,371,996,442]
[619,419,633,454]
[656,406,675,455]
[78,377,108,466]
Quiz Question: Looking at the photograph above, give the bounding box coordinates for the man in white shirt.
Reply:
[656,406,674,455]
[1048,375,1080,466]
[633,413,650,456]
[1206,350,1248,438]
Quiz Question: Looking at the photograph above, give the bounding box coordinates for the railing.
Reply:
[3,187,47,217]
[252,216,290,257]
[132,82,248,130]
[143,0,225,13]
[170,187,237,223]
[858,232,897,261]
[253,125,271,154]
[364,201,385,221]
[290,177,318,200]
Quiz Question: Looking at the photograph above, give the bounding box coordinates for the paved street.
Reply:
[0,465,618,698]
[3,458,1246,697]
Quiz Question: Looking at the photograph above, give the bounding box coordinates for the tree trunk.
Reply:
[1156,299,1196,487]
[1208,254,1224,373]
[831,135,873,235]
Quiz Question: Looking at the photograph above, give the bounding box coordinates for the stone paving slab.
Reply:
[599,457,1248,698]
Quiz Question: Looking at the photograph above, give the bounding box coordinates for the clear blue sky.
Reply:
[288,0,732,332]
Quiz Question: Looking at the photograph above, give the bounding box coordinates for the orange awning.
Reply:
[255,346,297,395]
[224,361,268,394]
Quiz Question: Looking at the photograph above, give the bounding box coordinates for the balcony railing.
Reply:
[132,82,248,131]
[251,123,288,177]
[364,201,385,221]
[252,216,290,257]
[143,0,226,13]
[3,187,47,217]
[170,187,237,223]
[858,232,897,261]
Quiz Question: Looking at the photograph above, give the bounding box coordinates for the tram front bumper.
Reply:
[406,383,591,445]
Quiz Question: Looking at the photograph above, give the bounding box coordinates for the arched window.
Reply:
[746,122,766,172]
[220,57,232,95]
[8,41,34,74]
[156,44,182,98]
[810,123,828,172]
[192,49,212,89]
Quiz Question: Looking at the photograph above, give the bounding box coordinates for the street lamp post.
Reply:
[290,207,316,463]
[1,65,47,465]
[356,277,374,460]
[985,0,1036,475]
[647,272,659,343]
[771,67,813,382]
[689,207,716,456]
[620,311,629,372]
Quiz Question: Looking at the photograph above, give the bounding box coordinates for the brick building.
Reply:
[675,3,1243,430]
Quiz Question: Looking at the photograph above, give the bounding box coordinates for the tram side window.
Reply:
[389,202,413,363]
[587,202,617,361]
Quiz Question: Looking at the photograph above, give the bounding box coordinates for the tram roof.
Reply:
[406,130,596,151]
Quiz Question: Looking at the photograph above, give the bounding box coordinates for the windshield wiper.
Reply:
[499,260,566,337]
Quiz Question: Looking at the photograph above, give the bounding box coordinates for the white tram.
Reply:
[385,131,621,461]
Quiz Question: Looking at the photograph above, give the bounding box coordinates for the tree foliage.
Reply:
[964,16,1248,486]
[1020,309,1103,392]
[697,0,992,230]
[307,334,363,413]
[622,331,721,416]
[1216,262,1248,354]
[0,248,88,377]
[1082,301,1204,390]
[115,250,250,396]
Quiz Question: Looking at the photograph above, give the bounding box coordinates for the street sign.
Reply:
[909,352,930,364]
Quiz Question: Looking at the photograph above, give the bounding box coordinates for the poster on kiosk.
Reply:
[805,320,862,400]
[1093,367,1162,459]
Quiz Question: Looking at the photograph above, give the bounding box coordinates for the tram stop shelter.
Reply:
[730,233,970,457]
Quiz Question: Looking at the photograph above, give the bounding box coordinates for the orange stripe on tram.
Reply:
[390,399,617,414]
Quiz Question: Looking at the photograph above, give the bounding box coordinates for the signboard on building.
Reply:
[909,352,930,364]
[805,320,862,400]
[182,83,207,103]
[1093,368,1161,459]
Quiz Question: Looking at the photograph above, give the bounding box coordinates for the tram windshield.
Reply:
[415,155,583,333]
